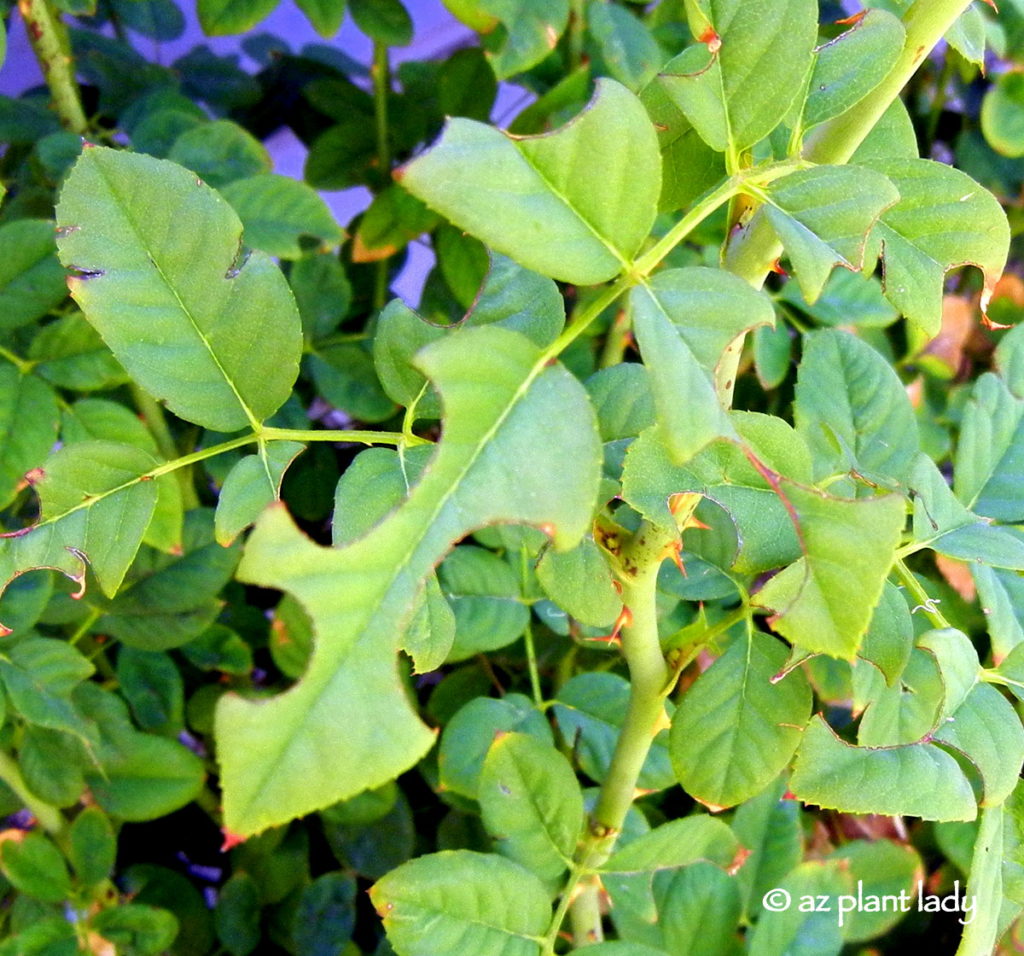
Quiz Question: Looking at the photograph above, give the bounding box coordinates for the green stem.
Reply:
[67,606,102,647]
[717,0,978,402]
[130,384,201,510]
[0,346,33,375]
[588,526,673,838]
[372,40,392,310]
[894,558,952,630]
[0,750,65,837]
[520,547,544,706]
[259,426,426,446]
[550,521,676,948]
[18,0,88,134]
[568,0,586,72]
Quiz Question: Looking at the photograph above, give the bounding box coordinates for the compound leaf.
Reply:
[217,326,601,836]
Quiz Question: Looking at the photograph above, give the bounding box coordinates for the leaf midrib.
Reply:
[90,155,260,431]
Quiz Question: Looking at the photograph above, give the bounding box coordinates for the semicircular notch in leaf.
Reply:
[55,146,302,432]
[749,165,899,304]
[791,716,977,821]
[753,480,905,659]
[216,326,601,837]
[860,158,1010,336]
[0,441,159,627]
[399,78,660,285]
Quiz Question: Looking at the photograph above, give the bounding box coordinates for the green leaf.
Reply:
[856,646,946,746]
[861,158,1010,335]
[554,672,674,792]
[438,693,553,799]
[911,454,1024,569]
[217,326,600,836]
[601,816,740,874]
[197,0,278,35]
[753,322,792,390]
[220,174,342,259]
[0,219,68,332]
[98,510,241,651]
[69,806,116,888]
[371,851,550,956]
[629,268,773,462]
[0,441,158,612]
[0,366,59,509]
[731,777,802,919]
[116,647,184,736]
[215,441,306,546]
[215,872,261,956]
[982,74,1024,158]
[622,415,808,574]
[28,314,128,392]
[294,0,346,36]
[586,1,664,91]
[478,732,584,882]
[859,582,914,685]
[947,3,987,66]
[752,166,899,303]
[659,0,817,153]
[0,637,94,741]
[440,545,529,661]
[791,716,977,820]
[671,633,811,809]
[955,373,1024,522]
[349,0,412,46]
[933,683,1024,807]
[352,185,438,263]
[307,343,396,423]
[56,146,302,432]
[800,9,905,133]
[92,905,179,956]
[293,873,357,955]
[76,684,205,821]
[290,251,352,341]
[0,832,72,903]
[827,839,923,942]
[536,536,622,629]
[746,861,851,956]
[794,329,919,488]
[374,255,563,411]
[779,267,898,328]
[475,0,569,79]
[753,482,905,658]
[167,120,271,188]
[400,79,660,285]
[977,565,1024,662]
